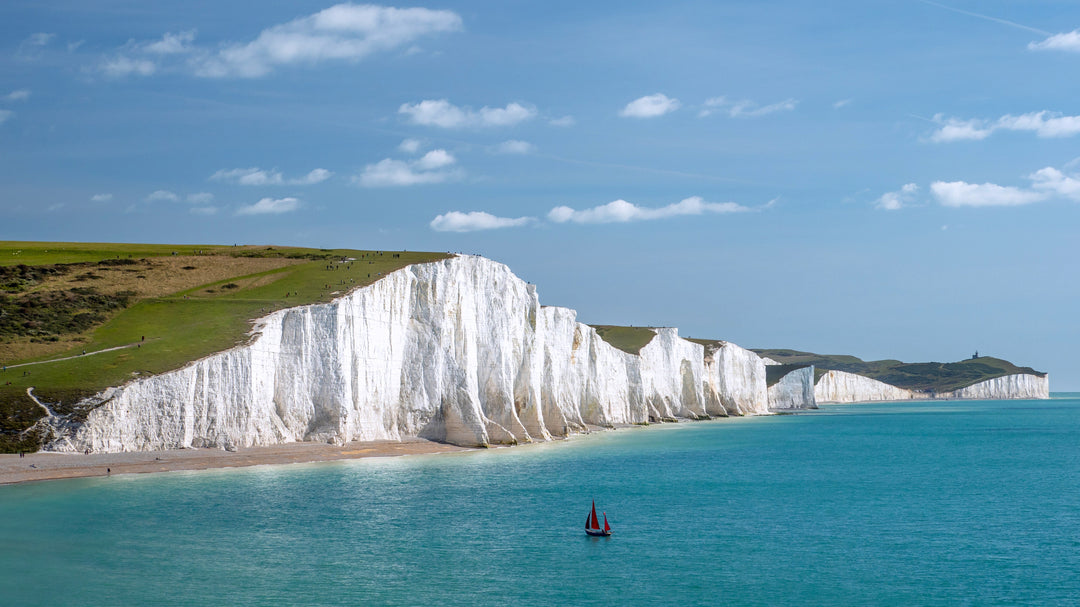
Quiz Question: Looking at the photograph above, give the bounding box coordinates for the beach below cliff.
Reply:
[0,438,471,485]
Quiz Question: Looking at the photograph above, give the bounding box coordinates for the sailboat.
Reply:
[585,501,612,537]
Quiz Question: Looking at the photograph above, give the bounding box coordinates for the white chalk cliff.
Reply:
[702,341,770,416]
[814,369,1048,403]
[936,373,1049,400]
[766,365,818,410]
[47,256,765,454]
[815,370,915,403]
[41,255,1050,454]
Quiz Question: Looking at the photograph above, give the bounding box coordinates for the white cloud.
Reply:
[549,115,575,127]
[0,110,11,125]
[358,159,442,186]
[186,192,214,204]
[398,138,422,153]
[619,93,680,118]
[399,99,536,128]
[701,96,798,118]
[146,190,179,202]
[996,111,1080,138]
[211,167,283,185]
[236,196,301,215]
[548,196,749,224]
[211,167,331,185]
[191,206,219,215]
[24,33,55,47]
[101,56,157,78]
[874,183,919,210]
[17,33,55,60]
[932,111,1080,142]
[99,31,196,77]
[1028,30,1080,52]
[930,181,1047,207]
[731,98,798,117]
[291,168,333,184]
[356,149,460,187]
[493,140,534,154]
[833,99,852,109]
[145,30,197,54]
[5,90,30,102]
[929,115,992,142]
[90,193,113,202]
[194,4,462,78]
[430,210,533,232]
[1029,167,1080,201]
[413,149,455,170]
[927,164,1080,208]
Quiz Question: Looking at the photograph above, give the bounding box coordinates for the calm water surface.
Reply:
[2,396,1079,606]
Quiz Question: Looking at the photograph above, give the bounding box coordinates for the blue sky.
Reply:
[2,0,1078,388]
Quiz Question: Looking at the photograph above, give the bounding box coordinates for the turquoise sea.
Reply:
[2,396,1079,606]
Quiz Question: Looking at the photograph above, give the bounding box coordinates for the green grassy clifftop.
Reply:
[588,325,657,355]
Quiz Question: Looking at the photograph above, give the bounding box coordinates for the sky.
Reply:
[1,0,1078,389]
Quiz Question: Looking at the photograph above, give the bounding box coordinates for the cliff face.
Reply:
[815,370,915,404]
[938,373,1049,400]
[41,255,1050,454]
[813,369,1049,403]
[46,257,740,453]
[767,366,817,410]
[702,342,769,416]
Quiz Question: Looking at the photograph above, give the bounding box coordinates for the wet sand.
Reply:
[0,439,471,485]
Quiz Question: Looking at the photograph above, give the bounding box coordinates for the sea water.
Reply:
[2,396,1079,606]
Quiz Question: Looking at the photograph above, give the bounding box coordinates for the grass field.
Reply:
[764,363,812,388]
[0,241,449,452]
[588,325,657,355]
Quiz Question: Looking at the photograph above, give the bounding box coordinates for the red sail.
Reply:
[589,501,600,530]
[603,513,610,533]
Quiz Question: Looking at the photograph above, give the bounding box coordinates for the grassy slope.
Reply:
[752,348,1045,392]
[0,242,449,451]
[684,337,720,350]
[764,364,812,388]
[588,325,656,355]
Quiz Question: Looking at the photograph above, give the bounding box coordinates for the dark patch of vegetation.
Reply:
[0,386,101,452]
[0,426,47,454]
[588,325,656,355]
[0,387,45,453]
[765,363,811,388]
[37,387,103,423]
[753,348,1045,392]
[236,249,334,261]
[0,286,135,340]
[222,283,239,290]
[97,258,138,266]
[0,263,74,293]
[182,266,197,270]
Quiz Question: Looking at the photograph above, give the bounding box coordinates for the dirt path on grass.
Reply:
[3,340,146,370]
